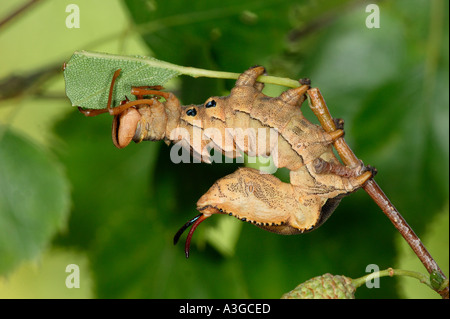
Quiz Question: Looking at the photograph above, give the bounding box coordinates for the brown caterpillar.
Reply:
[79,66,373,258]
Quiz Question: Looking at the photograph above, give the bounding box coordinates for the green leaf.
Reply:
[64,51,181,110]
[0,128,70,275]
[63,50,298,110]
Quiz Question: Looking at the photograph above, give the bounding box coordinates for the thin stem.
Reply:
[0,0,42,30]
[180,66,300,88]
[352,268,433,290]
[362,181,442,276]
[77,50,301,88]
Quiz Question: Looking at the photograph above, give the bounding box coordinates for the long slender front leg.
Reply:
[78,69,157,117]
[131,86,169,100]
[77,69,160,148]
[78,69,124,117]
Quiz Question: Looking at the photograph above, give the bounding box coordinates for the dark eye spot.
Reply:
[205,100,216,108]
[186,108,197,116]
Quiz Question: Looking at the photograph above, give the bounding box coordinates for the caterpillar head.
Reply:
[180,97,226,127]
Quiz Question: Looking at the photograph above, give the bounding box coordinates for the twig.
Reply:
[0,64,61,102]
[352,267,434,290]
[288,0,369,42]
[0,0,42,30]
[307,88,449,299]
[76,50,301,89]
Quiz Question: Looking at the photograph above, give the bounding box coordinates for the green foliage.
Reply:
[64,51,181,109]
[63,50,299,110]
[123,0,294,71]
[282,273,356,299]
[0,128,70,275]
[124,0,296,103]
[0,0,448,299]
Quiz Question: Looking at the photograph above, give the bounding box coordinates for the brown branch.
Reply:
[288,0,383,42]
[307,87,449,299]
[0,0,43,30]
[0,64,61,102]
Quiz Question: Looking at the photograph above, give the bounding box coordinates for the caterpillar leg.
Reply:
[277,78,312,107]
[277,85,310,107]
[235,65,266,89]
[313,158,376,181]
[78,69,157,117]
[131,86,169,100]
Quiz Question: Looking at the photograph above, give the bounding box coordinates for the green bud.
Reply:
[430,270,445,290]
[281,273,356,299]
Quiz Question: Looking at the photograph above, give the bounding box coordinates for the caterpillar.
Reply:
[79,66,374,258]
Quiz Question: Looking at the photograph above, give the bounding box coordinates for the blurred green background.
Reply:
[0,0,448,299]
